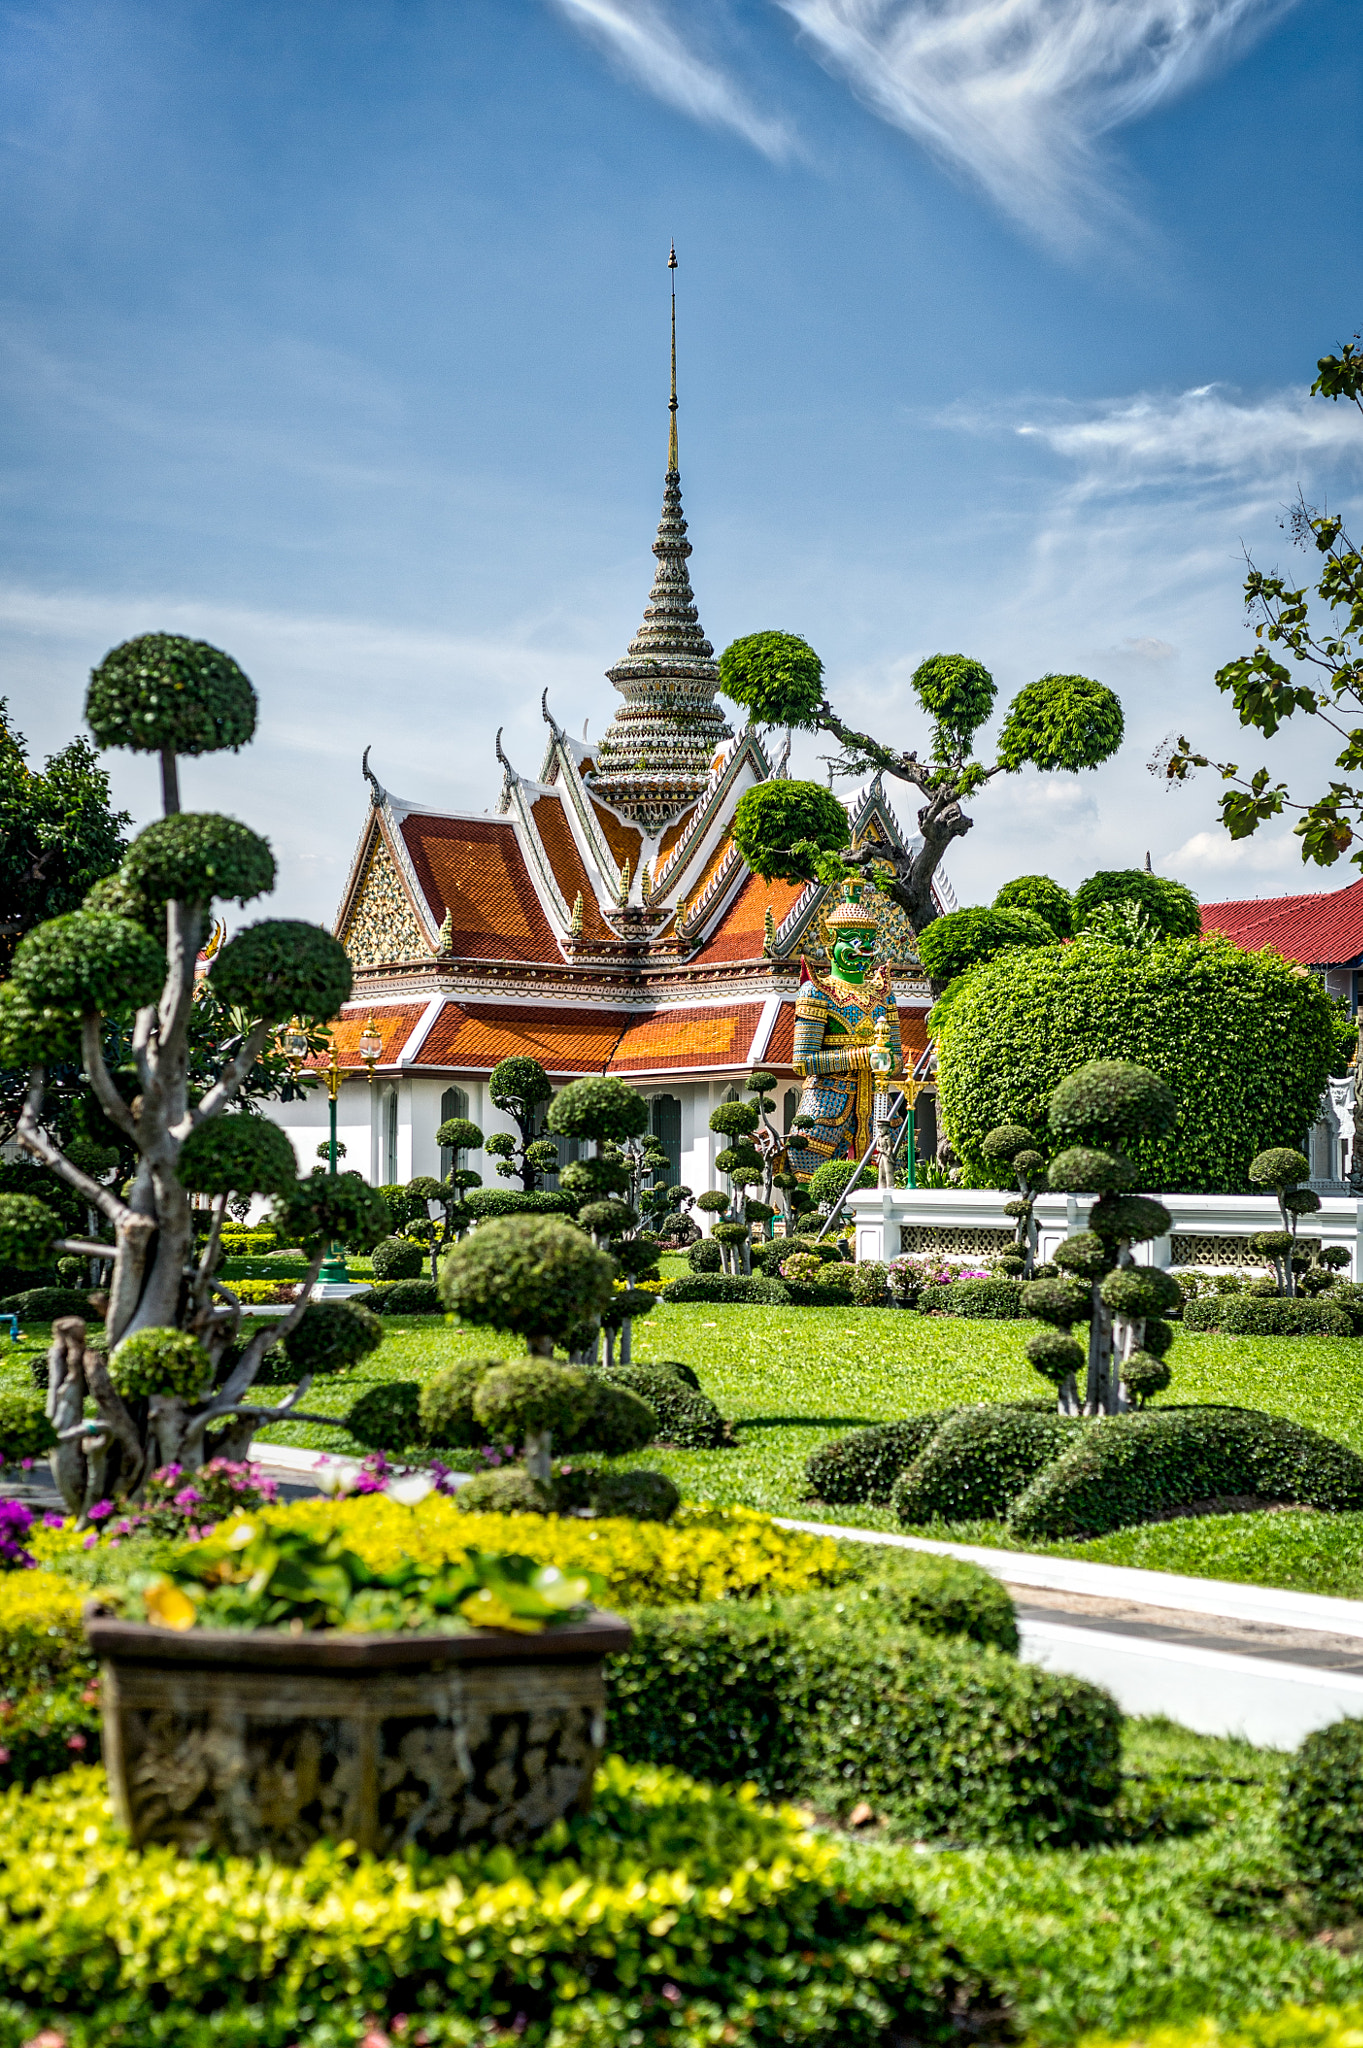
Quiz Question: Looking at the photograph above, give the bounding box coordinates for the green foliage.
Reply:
[121,812,275,906]
[108,1326,211,1400]
[805,1412,956,1502]
[1281,1717,1363,1904]
[1072,868,1201,940]
[808,1157,875,1206]
[271,1170,389,1255]
[1049,1059,1178,1148]
[1010,1407,1363,1538]
[731,779,849,881]
[1023,1276,1092,1327]
[917,904,1056,983]
[346,1379,422,1452]
[85,633,257,757]
[1102,1267,1183,1318]
[0,1385,58,1459]
[1053,1231,1113,1280]
[454,1466,554,1515]
[1049,1145,1138,1194]
[717,629,826,729]
[893,1406,1079,1523]
[687,1236,723,1271]
[603,1360,730,1449]
[934,936,1337,1191]
[993,873,1073,938]
[661,1274,792,1305]
[1027,1327,1088,1386]
[1092,1195,1174,1244]
[0,1194,63,1271]
[488,1055,552,1114]
[1123,1351,1172,1406]
[279,1299,383,1377]
[473,1358,596,1440]
[417,1356,500,1445]
[934,1277,1024,1318]
[11,910,165,1015]
[996,672,1124,772]
[177,1114,298,1197]
[576,1375,658,1455]
[461,1187,576,1220]
[1249,1147,1311,1191]
[546,1073,649,1142]
[612,1595,1119,1845]
[911,653,997,753]
[554,1465,681,1521]
[0,1756,958,2048]
[982,1122,1036,1162]
[709,1100,760,1141]
[368,1279,444,1318]
[434,1114,483,1154]
[81,868,156,931]
[209,918,353,1025]
[440,1215,615,1349]
[1218,1296,1353,1337]
[0,1286,99,1325]
[0,701,129,975]
[371,1233,424,1281]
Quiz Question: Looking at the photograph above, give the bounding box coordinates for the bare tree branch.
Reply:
[80,1012,137,1140]
[190,1019,273,1128]
[17,1066,140,1230]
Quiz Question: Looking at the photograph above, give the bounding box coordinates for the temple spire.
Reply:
[668,240,678,474]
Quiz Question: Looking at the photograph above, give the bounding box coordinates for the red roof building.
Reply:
[1201,876,1363,1012]
[269,394,951,1198]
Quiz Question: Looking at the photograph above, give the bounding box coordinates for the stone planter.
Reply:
[86,1607,631,1860]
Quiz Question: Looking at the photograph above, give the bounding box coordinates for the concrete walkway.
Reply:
[777,1518,1363,1748]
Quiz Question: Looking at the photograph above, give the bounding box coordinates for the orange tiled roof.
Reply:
[530,796,612,942]
[607,1003,766,1074]
[656,804,696,864]
[1202,878,1363,967]
[901,1008,930,1062]
[309,1005,427,1071]
[590,800,643,878]
[399,816,560,963]
[764,1000,796,1071]
[695,871,806,964]
[419,1001,629,1076]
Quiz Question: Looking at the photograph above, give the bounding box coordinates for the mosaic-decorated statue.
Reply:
[792,881,903,1176]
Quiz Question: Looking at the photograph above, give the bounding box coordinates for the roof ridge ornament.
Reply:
[361,746,385,807]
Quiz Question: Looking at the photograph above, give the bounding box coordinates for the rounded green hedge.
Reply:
[1220,1296,1352,1338]
[1281,1716,1363,1905]
[278,1299,383,1377]
[935,934,1338,1191]
[371,1234,424,1281]
[122,812,275,907]
[209,919,352,1026]
[602,1360,730,1449]
[86,634,256,756]
[346,1379,421,1452]
[178,1114,298,1198]
[0,1386,58,1460]
[108,1327,211,1401]
[892,1405,1079,1524]
[731,779,849,882]
[662,1274,792,1305]
[803,1411,963,1504]
[12,911,165,1016]
[718,629,826,729]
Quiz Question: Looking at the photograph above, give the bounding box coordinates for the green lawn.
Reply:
[9,1302,1363,1593]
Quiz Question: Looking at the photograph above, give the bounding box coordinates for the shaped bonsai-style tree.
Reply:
[717,632,1123,938]
[1040,1061,1180,1416]
[1248,1147,1318,1296]
[0,635,389,1513]
[439,1215,615,1481]
[482,1057,558,1192]
[981,1122,1049,1279]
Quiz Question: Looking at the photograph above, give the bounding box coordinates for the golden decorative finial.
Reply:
[570,891,584,937]
[668,240,678,475]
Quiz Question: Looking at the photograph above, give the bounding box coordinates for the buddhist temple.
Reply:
[268,284,955,1199]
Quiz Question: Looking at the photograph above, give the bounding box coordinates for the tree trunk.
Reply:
[525,1430,552,1484]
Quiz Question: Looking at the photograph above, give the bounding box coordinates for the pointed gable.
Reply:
[340,825,432,969]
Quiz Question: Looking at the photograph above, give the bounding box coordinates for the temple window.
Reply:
[439,1086,470,1177]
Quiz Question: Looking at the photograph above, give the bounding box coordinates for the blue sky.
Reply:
[3,0,1361,923]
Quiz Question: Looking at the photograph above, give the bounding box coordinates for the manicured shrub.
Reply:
[782,1279,858,1307]
[805,1412,952,1503]
[650,1357,702,1389]
[371,1233,424,1281]
[611,1600,1121,1844]
[11,910,166,1017]
[994,873,1073,938]
[1182,1295,1223,1331]
[210,918,353,1025]
[839,1546,1019,1653]
[0,1194,64,1273]
[454,1466,555,1515]
[0,1387,58,1461]
[1026,1326,1088,1387]
[179,1113,298,1198]
[892,1405,1079,1524]
[1329,1281,1363,1333]
[108,1326,211,1400]
[687,1236,723,1272]
[554,1465,681,1522]
[346,1380,422,1453]
[441,1215,615,1350]
[86,632,257,755]
[575,1375,658,1454]
[3,1285,97,1325]
[1010,1407,1363,1539]
[473,1359,596,1441]
[1218,1296,1352,1338]
[0,1755,958,2047]
[661,1274,792,1305]
[932,1277,1023,1319]
[278,1299,383,1376]
[122,811,275,906]
[1281,1716,1363,1903]
[462,1187,577,1220]
[368,1277,442,1315]
[417,1357,499,1446]
[1122,1351,1172,1406]
[848,1260,889,1305]
[603,1360,731,1449]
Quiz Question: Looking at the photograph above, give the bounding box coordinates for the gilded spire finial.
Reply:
[668,240,678,475]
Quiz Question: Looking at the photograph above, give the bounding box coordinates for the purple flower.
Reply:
[86,1499,114,1523]
[42,1513,65,1530]
[172,1487,203,1511]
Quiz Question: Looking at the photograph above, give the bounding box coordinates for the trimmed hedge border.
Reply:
[611,1597,1120,1845]
[1009,1406,1363,1538]
[661,1274,791,1305]
[1282,1716,1363,1904]
[924,1278,1023,1320]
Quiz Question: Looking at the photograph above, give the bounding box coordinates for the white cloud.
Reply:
[548,0,794,158]
[1010,383,1363,488]
[778,0,1298,245]
[1164,828,1303,877]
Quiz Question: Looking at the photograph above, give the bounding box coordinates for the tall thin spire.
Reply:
[585,243,732,832]
[668,240,678,474]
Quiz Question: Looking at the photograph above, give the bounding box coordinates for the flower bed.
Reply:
[0,1758,963,2048]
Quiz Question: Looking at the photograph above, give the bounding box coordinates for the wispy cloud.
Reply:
[1013,383,1363,486]
[548,0,794,158]
[777,0,1299,245]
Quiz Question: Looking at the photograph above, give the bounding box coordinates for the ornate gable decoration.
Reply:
[341,829,431,969]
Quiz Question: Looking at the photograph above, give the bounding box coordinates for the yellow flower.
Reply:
[143,1579,198,1631]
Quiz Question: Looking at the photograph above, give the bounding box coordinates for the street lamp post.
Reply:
[317,1041,350,1286]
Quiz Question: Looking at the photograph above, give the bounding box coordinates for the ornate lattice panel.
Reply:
[1169,1234,1260,1268]
[342,836,429,969]
[899,1225,1015,1258]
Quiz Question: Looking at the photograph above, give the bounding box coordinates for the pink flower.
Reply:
[172,1487,203,1511]
[0,1748,9,1766]
[86,1499,114,1523]
[66,1732,86,1751]
[82,1534,97,1550]
[42,1513,66,1529]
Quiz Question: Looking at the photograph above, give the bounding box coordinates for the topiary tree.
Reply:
[917,906,1057,990]
[0,636,389,1516]
[1248,1147,1316,1295]
[981,1122,1048,1278]
[718,632,1122,936]
[993,874,1072,939]
[1044,1061,1177,1416]
[486,1057,556,1191]
[1072,869,1201,942]
[934,932,1338,1192]
[731,781,850,884]
[706,1098,765,1272]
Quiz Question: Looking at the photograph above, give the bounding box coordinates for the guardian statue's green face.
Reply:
[830,926,878,984]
